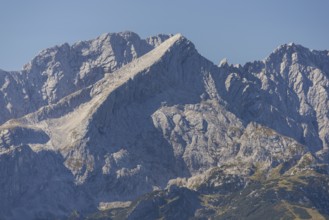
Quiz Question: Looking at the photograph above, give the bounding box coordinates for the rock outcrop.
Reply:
[0,32,329,219]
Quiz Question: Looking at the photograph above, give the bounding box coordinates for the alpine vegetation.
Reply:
[1,32,329,219]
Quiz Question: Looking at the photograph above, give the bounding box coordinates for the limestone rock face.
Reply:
[0,32,329,219]
[221,44,329,152]
[0,32,171,125]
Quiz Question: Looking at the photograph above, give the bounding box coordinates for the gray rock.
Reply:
[0,32,328,218]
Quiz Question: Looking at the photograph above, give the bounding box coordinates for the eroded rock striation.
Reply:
[0,32,329,219]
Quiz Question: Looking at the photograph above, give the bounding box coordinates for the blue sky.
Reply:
[1,0,329,71]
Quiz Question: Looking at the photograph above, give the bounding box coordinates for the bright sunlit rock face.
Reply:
[0,32,329,219]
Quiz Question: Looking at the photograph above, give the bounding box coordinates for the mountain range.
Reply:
[1,31,329,219]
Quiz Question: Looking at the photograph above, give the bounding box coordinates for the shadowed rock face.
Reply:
[0,145,95,219]
[0,32,329,219]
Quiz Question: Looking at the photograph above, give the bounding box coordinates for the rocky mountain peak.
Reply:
[1,32,329,219]
[266,42,329,71]
[146,33,174,47]
[0,32,172,126]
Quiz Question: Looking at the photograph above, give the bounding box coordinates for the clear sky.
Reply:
[1,0,329,71]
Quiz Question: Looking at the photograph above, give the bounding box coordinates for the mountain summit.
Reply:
[1,32,329,219]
